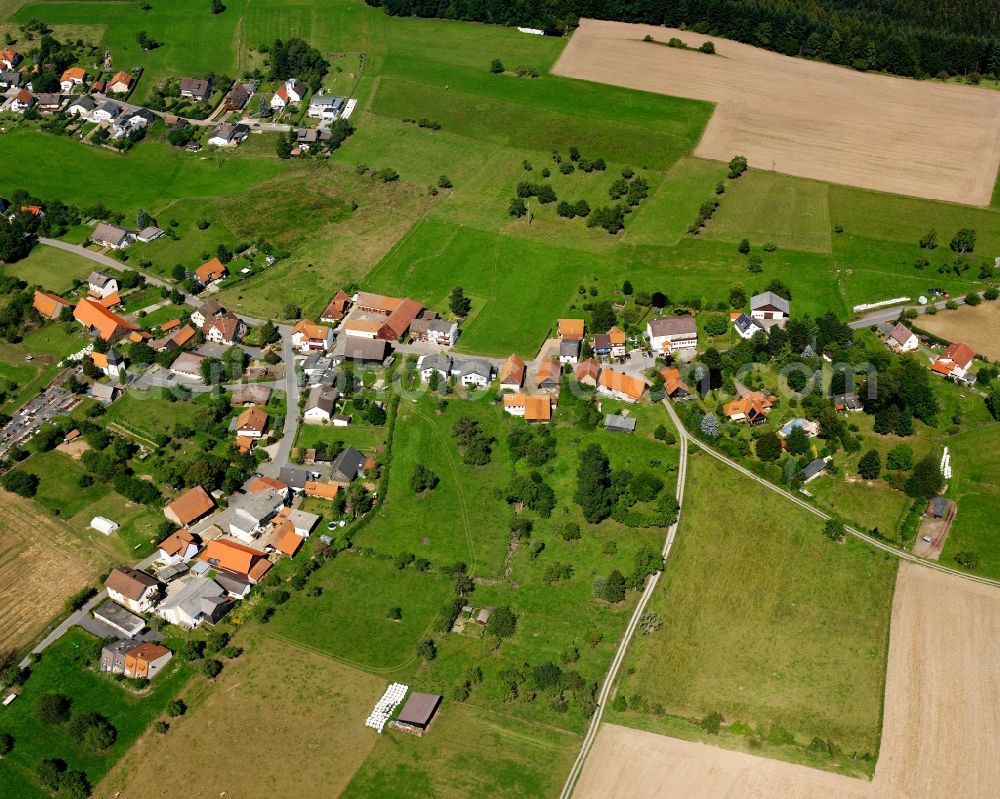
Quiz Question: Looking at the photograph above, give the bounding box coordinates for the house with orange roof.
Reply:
[353,291,405,315]
[320,290,352,323]
[931,342,975,381]
[0,48,20,69]
[163,485,216,527]
[109,70,133,94]
[291,319,334,352]
[607,325,627,357]
[233,406,268,438]
[558,318,585,341]
[98,292,121,309]
[535,358,561,391]
[198,539,271,582]
[123,642,172,680]
[304,481,340,499]
[10,89,34,113]
[377,298,424,341]
[166,324,196,350]
[73,298,138,343]
[660,367,692,400]
[59,67,86,92]
[498,353,526,390]
[157,529,200,565]
[194,257,227,286]
[723,391,774,426]
[341,319,384,339]
[203,312,246,345]
[503,393,552,423]
[248,476,289,495]
[128,330,152,344]
[272,519,303,557]
[597,369,646,403]
[33,290,72,320]
[160,318,180,333]
[235,436,255,454]
[575,358,601,388]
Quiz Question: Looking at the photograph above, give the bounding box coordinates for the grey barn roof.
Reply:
[751,291,790,315]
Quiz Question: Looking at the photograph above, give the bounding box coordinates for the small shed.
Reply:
[395,692,442,732]
[604,414,636,434]
[926,497,949,518]
[90,516,119,536]
[475,607,493,626]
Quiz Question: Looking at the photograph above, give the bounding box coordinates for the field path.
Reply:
[553,20,1000,205]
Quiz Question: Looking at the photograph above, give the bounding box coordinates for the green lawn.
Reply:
[5,245,95,294]
[265,551,454,672]
[610,452,897,777]
[941,425,1000,579]
[0,628,191,798]
[0,323,87,414]
[10,450,110,518]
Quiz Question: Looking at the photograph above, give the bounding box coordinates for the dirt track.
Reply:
[553,20,1000,205]
[575,562,1000,799]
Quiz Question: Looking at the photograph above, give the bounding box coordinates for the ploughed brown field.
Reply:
[919,303,1000,361]
[553,19,1000,206]
[575,562,1000,798]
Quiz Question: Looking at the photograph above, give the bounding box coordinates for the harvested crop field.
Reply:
[918,303,1000,360]
[99,633,386,799]
[577,562,1000,799]
[553,19,1000,205]
[0,490,107,652]
[574,724,872,799]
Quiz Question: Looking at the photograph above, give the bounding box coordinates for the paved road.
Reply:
[262,325,300,477]
[38,237,171,290]
[90,92,294,132]
[558,400,690,799]
[849,290,984,329]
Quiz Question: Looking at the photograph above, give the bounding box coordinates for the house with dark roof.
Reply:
[303,386,339,424]
[207,122,249,148]
[179,77,211,100]
[558,338,581,365]
[330,446,366,485]
[800,457,829,484]
[452,359,493,388]
[420,353,452,383]
[91,223,133,250]
[105,566,161,613]
[732,312,765,340]
[395,692,442,732]
[94,602,145,638]
[884,322,918,353]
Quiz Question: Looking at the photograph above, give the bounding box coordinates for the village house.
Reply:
[575,357,601,388]
[593,326,626,358]
[559,338,581,365]
[296,127,332,150]
[304,481,340,500]
[0,70,23,89]
[179,77,211,100]
[247,476,289,497]
[231,385,272,406]
[498,353,526,390]
[271,78,307,109]
[732,312,765,340]
[105,566,162,613]
[558,318,585,341]
[420,353,452,383]
[233,405,268,438]
[320,290,352,323]
[646,316,697,353]
[203,312,246,345]
[91,99,123,123]
[199,539,272,583]
[881,321,918,353]
[723,391,774,425]
[453,359,493,389]
[108,70,133,94]
[342,319,384,339]
[88,271,119,298]
[931,342,975,381]
[157,528,201,565]
[163,485,216,527]
[207,122,249,148]
[750,291,790,323]
[32,290,72,320]
[66,95,95,117]
[91,223,133,249]
[90,382,119,403]
[275,505,320,537]
[307,93,345,120]
[340,337,392,365]
[136,225,165,242]
[73,298,138,343]
[597,369,646,403]
[190,299,225,329]
[194,257,227,286]
[801,457,829,484]
[503,393,551,423]
[154,323,196,352]
[0,48,20,69]
[660,367,692,399]
[123,642,173,680]
[410,318,459,347]
[378,298,425,341]
[224,83,252,111]
[92,347,127,379]
[228,488,286,543]
[36,93,63,113]
[291,319,334,353]
[156,576,229,628]
[834,392,863,412]
[59,67,86,93]
[303,386,339,424]
[535,358,561,391]
[331,446,366,485]
[9,89,33,113]
[169,351,208,381]
[100,639,137,674]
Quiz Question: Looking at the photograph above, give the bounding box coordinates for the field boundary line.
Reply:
[362,215,428,288]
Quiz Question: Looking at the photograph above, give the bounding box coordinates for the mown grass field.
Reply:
[0,628,191,798]
[610,452,897,776]
[0,322,86,414]
[941,425,1000,579]
[5,245,95,294]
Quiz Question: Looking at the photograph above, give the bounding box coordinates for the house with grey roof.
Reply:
[94,601,146,637]
[228,487,286,543]
[91,223,133,250]
[558,338,580,365]
[420,353,452,383]
[750,291,790,321]
[179,77,211,100]
[307,93,345,120]
[452,358,493,388]
[338,337,392,365]
[0,71,21,89]
[732,312,765,340]
[303,386,339,424]
[156,577,229,629]
[330,446,366,485]
[208,122,249,148]
[66,95,94,116]
[800,457,829,484]
[92,99,124,123]
[279,465,311,492]
[604,414,636,433]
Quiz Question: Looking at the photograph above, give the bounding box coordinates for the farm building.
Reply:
[90,516,119,536]
[395,692,443,733]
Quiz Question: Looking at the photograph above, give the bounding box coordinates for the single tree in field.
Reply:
[949,227,976,253]
[823,519,845,542]
[919,229,937,249]
[858,449,881,479]
[738,238,750,254]
[490,59,504,74]
[449,286,472,317]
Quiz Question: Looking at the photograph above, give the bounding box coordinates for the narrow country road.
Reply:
[558,400,690,799]
[38,237,172,290]
[261,324,300,476]
[848,290,984,329]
